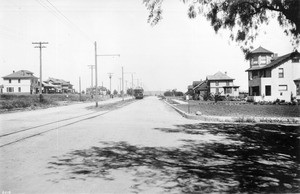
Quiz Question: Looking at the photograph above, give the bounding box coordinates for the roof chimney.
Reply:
[271,53,278,61]
[13,70,15,73]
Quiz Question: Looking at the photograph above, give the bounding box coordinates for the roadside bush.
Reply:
[247,98,254,103]
[1,99,32,109]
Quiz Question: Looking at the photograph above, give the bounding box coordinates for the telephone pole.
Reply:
[87,65,94,89]
[79,76,81,101]
[32,42,48,102]
[108,73,113,97]
[94,42,98,107]
[122,66,124,101]
[94,41,120,106]
[119,78,122,94]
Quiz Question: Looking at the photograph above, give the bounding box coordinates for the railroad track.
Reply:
[0,99,135,148]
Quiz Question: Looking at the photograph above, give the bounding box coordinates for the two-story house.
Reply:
[206,71,239,97]
[246,46,300,102]
[45,77,74,93]
[2,70,38,94]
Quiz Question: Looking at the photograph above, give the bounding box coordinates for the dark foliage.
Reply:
[143,0,300,57]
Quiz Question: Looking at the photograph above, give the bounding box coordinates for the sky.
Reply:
[0,0,298,93]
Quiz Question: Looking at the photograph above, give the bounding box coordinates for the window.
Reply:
[226,81,229,86]
[265,85,271,96]
[260,55,267,64]
[265,70,271,77]
[297,83,300,95]
[18,87,21,92]
[278,68,284,78]
[225,88,232,94]
[252,71,258,79]
[216,88,219,94]
[278,85,287,91]
[18,79,21,83]
[9,79,11,83]
[7,87,14,92]
[251,86,260,96]
[252,56,258,65]
[215,81,219,86]
[234,88,237,92]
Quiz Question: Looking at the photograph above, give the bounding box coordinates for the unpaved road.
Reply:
[0,96,201,193]
[1,96,299,193]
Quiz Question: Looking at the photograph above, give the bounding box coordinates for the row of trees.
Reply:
[164,89,184,97]
[81,86,136,96]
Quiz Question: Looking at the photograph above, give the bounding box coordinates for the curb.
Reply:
[164,100,300,125]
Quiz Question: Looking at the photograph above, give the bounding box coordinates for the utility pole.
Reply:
[94,42,98,107]
[119,78,122,94]
[122,67,124,101]
[108,73,113,97]
[87,65,94,89]
[94,42,120,104]
[32,42,48,102]
[79,76,81,101]
[94,41,120,104]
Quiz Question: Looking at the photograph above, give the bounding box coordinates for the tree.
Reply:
[143,0,299,57]
[127,88,134,96]
[164,90,173,96]
[113,89,118,95]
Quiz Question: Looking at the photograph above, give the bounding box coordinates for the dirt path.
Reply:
[0,96,298,193]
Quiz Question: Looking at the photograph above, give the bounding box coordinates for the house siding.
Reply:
[3,79,32,93]
[248,51,300,102]
[209,80,239,97]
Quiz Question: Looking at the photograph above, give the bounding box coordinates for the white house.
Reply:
[246,46,300,102]
[2,70,38,94]
[206,71,240,97]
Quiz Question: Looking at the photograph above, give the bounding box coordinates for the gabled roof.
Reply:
[246,50,300,71]
[207,71,234,81]
[2,70,38,79]
[251,46,273,55]
[41,81,59,88]
[193,80,207,90]
[47,77,72,85]
[192,81,201,87]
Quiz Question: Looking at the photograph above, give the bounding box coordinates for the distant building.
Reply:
[206,71,239,97]
[86,86,107,95]
[2,70,38,94]
[246,46,300,102]
[45,77,74,93]
[187,80,208,100]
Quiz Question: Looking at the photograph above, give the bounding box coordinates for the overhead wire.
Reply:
[35,0,93,43]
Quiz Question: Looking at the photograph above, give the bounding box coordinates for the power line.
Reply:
[35,0,93,43]
[45,0,93,42]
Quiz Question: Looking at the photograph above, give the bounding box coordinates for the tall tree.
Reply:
[143,0,300,57]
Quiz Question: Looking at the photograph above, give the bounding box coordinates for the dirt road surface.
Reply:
[1,96,299,193]
[0,96,200,193]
